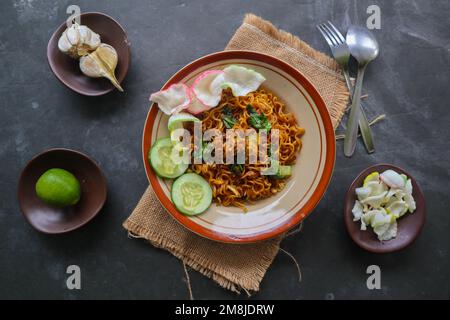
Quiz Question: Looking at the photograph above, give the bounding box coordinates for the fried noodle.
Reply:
[191,88,305,211]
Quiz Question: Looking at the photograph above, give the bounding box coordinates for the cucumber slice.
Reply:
[168,112,200,131]
[275,165,292,179]
[168,112,200,144]
[149,137,188,178]
[277,166,292,178]
[171,173,212,215]
[262,161,292,179]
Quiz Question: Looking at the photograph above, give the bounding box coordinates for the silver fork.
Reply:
[317,21,374,154]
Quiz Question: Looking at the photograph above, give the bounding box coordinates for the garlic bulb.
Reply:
[79,43,124,92]
[58,23,101,59]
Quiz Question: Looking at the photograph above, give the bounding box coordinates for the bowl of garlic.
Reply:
[344,164,426,253]
[47,12,130,96]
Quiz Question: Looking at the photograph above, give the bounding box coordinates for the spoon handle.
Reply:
[342,70,374,154]
[344,66,366,157]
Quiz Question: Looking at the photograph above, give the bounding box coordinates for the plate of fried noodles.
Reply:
[143,51,335,243]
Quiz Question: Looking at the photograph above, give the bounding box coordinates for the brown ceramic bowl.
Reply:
[47,12,130,96]
[18,149,107,234]
[344,164,426,253]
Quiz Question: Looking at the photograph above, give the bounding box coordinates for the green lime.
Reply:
[35,168,81,207]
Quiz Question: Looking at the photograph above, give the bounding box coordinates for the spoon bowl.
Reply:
[346,25,379,66]
[343,26,379,157]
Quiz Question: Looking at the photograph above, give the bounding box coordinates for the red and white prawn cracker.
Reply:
[188,70,225,114]
[149,83,192,115]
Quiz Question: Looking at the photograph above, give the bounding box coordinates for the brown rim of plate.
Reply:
[142,50,336,243]
[47,12,130,96]
[344,163,426,253]
[18,148,107,234]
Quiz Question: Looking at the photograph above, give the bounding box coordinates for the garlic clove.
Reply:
[95,44,118,71]
[79,43,123,92]
[57,31,72,52]
[66,25,80,45]
[93,44,123,91]
[57,23,101,59]
[79,54,102,78]
[78,25,90,43]
[78,25,100,49]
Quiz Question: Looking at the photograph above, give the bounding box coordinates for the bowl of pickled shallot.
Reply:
[344,164,426,253]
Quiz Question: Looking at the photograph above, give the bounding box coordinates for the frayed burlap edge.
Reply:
[243,14,341,72]
[123,217,282,294]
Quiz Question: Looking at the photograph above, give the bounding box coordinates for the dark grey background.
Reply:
[1,0,449,299]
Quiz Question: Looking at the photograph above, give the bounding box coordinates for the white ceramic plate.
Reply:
[143,51,335,243]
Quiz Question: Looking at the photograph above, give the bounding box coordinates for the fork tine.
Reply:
[327,21,346,43]
[322,23,341,45]
[317,24,336,47]
[319,24,338,46]
[316,25,333,47]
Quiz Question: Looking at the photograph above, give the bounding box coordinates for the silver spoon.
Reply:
[344,26,379,157]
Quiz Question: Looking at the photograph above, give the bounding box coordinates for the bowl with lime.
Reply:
[18,149,107,234]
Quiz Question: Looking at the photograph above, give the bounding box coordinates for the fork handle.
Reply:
[344,65,366,157]
[343,70,374,154]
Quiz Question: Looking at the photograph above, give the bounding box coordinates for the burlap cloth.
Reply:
[123,14,349,294]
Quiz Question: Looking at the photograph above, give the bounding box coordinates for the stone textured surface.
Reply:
[0,0,449,299]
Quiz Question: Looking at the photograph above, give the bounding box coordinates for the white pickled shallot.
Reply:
[352,170,416,241]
